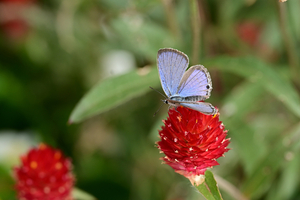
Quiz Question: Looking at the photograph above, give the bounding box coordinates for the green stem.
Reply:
[195,170,223,200]
[162,0,181,40]
[190,0,201,65]
[277,1,300,86]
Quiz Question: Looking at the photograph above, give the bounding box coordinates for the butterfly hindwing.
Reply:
[176,65,212,100]
[157,48,189,97]
[179,102,216,115]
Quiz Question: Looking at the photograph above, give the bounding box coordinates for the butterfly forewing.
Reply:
[177,65,212,99]
[157,48,189,97]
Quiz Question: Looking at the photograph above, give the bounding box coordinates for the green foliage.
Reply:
[1,0,300,200]
[72,187,97,200]
[196,171,223,200]
[69,67,160,123]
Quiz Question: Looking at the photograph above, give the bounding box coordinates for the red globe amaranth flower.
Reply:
[14,143,75,200]
[236,21,262,47]
[157,107,230,185]
[0,0,35,40]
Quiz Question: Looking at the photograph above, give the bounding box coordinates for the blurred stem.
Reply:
[56,0,80,53]
[190,0,201,65]
[214,175,249,200]
[277,1,300,86]
[161,0,181,41]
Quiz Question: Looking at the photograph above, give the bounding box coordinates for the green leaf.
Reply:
[221,79,265,119]
[203,56,300,118]
[266,152,300,200]
[241,122,300,198]
[0,165,15,200]
[226,119,266,176]
[196,170,223,200]
[111,16,180,60]
[221,80,267,174]
[69,67,160,123]
[72,187,96,200]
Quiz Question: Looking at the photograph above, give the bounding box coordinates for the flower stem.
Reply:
[162,0,181,40]
[190,0,201,65]
[277,1,300,86]
[195,171,223,200]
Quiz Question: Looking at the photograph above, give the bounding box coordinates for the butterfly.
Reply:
[157,48,217,115]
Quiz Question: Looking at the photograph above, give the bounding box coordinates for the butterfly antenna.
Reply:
[149,87,167,98]
[153,102,165,117]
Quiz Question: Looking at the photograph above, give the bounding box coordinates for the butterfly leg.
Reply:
[174,106,183,117]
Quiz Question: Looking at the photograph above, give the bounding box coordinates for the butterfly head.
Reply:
[162,99,169,105]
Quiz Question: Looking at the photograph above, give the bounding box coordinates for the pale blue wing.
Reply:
[176,65,212,100]
[180,102,216,115]
[157,48,189,97]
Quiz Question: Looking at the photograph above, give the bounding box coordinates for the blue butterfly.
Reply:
[157,48,217,115]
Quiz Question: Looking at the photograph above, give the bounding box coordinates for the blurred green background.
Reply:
[1,0,300,199]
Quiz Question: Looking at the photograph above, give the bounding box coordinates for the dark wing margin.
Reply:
[176,65,213,100]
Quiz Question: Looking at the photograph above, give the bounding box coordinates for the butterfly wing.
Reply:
[176,65,212,100]
[180,102,217,115]
[157,48,189,97]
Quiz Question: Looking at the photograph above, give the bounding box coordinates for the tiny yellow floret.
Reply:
[30,161,37,169]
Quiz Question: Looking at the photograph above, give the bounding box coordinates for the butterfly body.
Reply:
[157,48,217,115]
[170,95,206,102]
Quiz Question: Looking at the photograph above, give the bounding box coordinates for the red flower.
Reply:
[0,0,35,40]
[236,21,262,47]
[14,143,75,200]
[157,107,230,185]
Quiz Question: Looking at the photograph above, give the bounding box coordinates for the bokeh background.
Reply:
[1,0,300,199]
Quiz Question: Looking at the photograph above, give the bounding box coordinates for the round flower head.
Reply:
[157,107,230,185]
[0,0,36,40]
[14,143,75,200]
